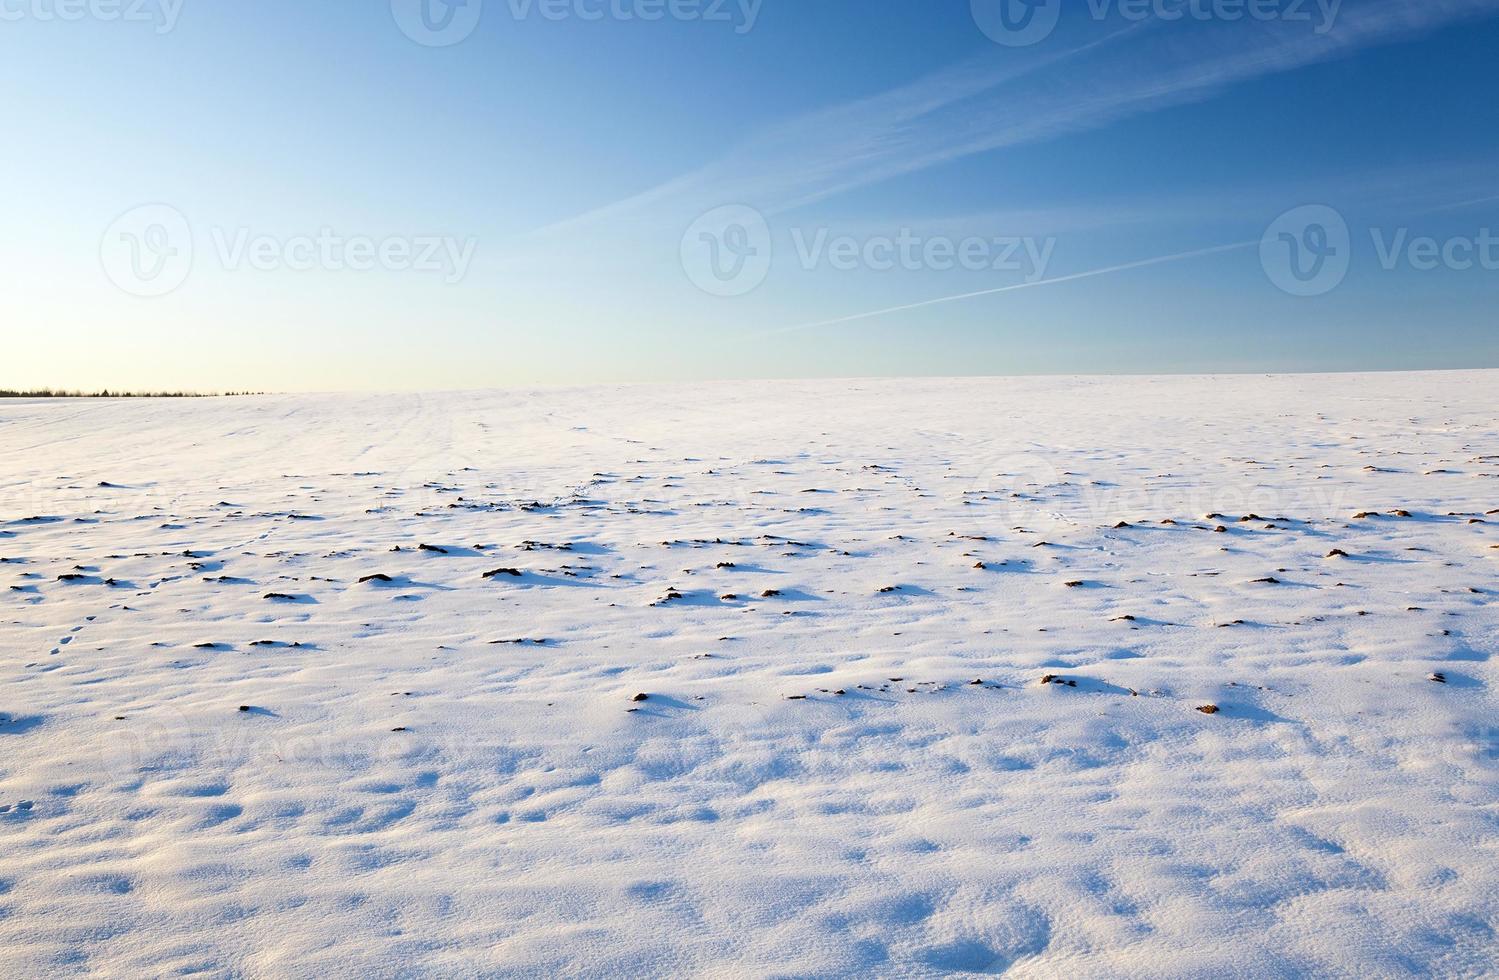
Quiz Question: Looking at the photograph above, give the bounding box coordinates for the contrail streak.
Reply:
[753,240,1259,339]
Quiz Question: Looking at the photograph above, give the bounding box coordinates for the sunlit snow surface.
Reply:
[1,373,1496,976]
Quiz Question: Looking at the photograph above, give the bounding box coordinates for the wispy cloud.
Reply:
[532,0,1499,240]
[748,172,1499,341]
[750,240,1259,339]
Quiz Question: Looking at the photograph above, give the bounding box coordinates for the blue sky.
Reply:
[3,0,1498,390]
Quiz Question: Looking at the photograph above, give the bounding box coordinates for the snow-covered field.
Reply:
[1,372,1496,977]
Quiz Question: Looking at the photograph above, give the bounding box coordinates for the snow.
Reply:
[1,372,1496,976]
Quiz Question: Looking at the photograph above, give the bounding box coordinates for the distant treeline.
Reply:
[0,389,264,398]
